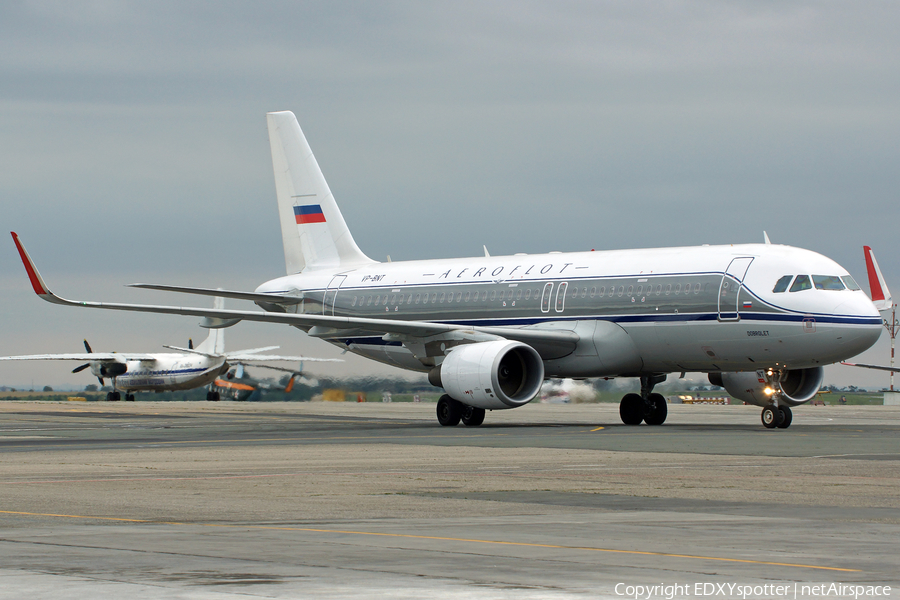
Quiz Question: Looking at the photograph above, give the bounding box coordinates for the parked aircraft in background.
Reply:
[0,298,340,401]
[210,362,307,401]
[10,111,888,427]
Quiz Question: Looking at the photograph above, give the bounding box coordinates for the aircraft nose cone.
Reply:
[834,296,883,357]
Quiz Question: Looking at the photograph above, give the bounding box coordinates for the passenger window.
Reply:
[415,294,420,304]
[407,294,413,304]
[465,291,471,302]
[694,283,701,294]
[525,289,531,300]
[590,287,597,298]
[391,295,397,304]
[772,275,792,293]
[423,294,429,304]
[490,290,496,301]
[456,293,462,302]
[627,285,634,295]
[351,297,358,307]
[665,284,671,295]
[367,296,373,306]
[674,284,681,294]
[439,293,445,303]
[813,275,845,291]
[841,275,861,291]
[790,275,812,292]
[431,294,437,303]
[516,290,522,300]
[656,285,662,295]
[617,286,624,297]
[580,288,586,299]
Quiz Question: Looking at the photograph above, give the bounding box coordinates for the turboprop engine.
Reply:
[91,359,128,379]
[428,340,544,410]
[709,367,825,407]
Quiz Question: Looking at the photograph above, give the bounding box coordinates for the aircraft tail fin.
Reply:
[195,297,226,354]
[864,245,892,311]
[266,111,375,274]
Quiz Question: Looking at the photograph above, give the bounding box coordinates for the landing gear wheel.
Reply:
[777,405,792,429]
[619,393,644,425]
[461,405,485,427]
[643,393,668,425]
[125,393,135,402]
[761,404,784,429]
[106,391,120,402]
[206,391,220,402]
[436,395,462,426]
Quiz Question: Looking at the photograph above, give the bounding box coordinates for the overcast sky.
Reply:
[2,1,899,390]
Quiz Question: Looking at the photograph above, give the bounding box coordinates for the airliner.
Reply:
[0,298,340,401]
[10,111,888,427]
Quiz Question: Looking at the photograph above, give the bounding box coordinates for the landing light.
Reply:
[764,387,775,396]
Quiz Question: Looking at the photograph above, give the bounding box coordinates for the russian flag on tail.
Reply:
[294,204,326,224]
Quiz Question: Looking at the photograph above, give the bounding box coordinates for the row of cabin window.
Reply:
[569,282,703,299]
[771,274,861,293]
[349,281,704,308]
[351,288,534,307]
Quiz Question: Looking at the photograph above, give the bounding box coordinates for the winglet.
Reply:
[864,245,892,311]
[11,232,52,297]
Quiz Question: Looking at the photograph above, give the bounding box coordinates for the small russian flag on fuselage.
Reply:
[742,301,753,309]
[294,204,326,224]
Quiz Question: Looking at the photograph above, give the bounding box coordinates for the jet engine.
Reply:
[709,367,824,407]
[428,340,544,410]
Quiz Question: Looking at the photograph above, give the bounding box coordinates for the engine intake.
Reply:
[429,340,544,410]
[710,366,824,407]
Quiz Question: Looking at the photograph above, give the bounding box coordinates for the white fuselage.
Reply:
[98,354,228,392]
[255,243,883,377]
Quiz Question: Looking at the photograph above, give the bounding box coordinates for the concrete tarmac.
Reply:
[0,400,898,599]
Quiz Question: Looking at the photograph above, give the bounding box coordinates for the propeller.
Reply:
[73,339,104,385]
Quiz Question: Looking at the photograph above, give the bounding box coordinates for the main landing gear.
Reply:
[436,395,485,427]
[619,375,668,426]
[206,390,220,401]
[761,404,792,429]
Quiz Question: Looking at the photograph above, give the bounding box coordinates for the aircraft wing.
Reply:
[129,283,303,305]
[12,232,579,357]
[0,353,156,362]
[225,354,343,362]
[841,362,898,373]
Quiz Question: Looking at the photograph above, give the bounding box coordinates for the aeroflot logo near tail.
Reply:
[294,204,326,224]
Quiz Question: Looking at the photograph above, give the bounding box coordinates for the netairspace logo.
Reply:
[614,582,893,600]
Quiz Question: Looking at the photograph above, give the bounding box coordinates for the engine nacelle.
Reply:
[429,340,544,410]
[710,367,824,407]
[91,360,127,379]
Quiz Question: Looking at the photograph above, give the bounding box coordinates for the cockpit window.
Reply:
[789,275,812,292]
[813,275,845,291]
[841,275,861,291]
[772,275,792,293]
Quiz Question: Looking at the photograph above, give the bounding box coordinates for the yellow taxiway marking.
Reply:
[0,509,858,572]
[590,426,605,432]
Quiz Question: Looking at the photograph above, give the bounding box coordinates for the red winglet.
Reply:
[864,245,884,302]
[10,232,50,296]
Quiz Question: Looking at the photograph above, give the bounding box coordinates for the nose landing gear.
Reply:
[761,404,792,429]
